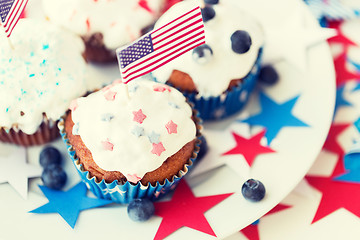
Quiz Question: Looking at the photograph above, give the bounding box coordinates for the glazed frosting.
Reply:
[70,80,196,183]
[0,19,87,135]
[42,0,165,50]
[152,0,264,97]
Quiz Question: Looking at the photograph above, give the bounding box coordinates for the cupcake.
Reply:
[0,19,88,146]
[152,0,264,120]
[58,80,202,203]
[42,0,166,63]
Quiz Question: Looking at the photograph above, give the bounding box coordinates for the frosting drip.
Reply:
[152,0,264,97]
[0,19,87,134]
[71,80,196,183]
[42,0,165,50]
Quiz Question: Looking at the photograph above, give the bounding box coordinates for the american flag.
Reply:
[117,6,205,83]
[0,0,28,37]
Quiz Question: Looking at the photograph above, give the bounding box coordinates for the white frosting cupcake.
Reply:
[42,0,165,50]
[152,0,264,98]
[0,19,87,137]
[70,80,197,183]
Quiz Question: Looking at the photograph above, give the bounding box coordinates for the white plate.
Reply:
[0,0,335,239]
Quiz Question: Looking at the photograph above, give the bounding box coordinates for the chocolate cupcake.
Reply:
[152,0,264,120]
[58,80,202,203]
[42,0,166,63]
[0,19,88,146]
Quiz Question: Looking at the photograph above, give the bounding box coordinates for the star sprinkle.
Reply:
[101,113,115,122]
[0,148,42,199]
[151,142,166,156]
[132,126,144,137]
[306,174,360,223]
[153,84,171,92]
[165,120,178,134]
[222,130,275,167]
[72,122,80,135]
[126,174,142,184]
[148,131,160,144]
[30,182,112,228]
[168,102,179,109]
[240,93,309,144]
[101,139,114,151]
[153,180,233,240]
[104,90,117,101]
[133,109,147,124]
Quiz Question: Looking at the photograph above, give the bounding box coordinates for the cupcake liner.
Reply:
[157,48,263,121]
[58,109,202,204]
[0,118,59,146]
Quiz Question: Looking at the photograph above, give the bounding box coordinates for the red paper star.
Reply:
[306,175,360,223]
[151,142,166,156]
[153,180,233,240]
[165,120,177,134]
[332,155,346,178]
[328,21,358,48]
[333,53,360,87]
[322,123,351,156]
[222,130,275,167]
[240,204,291,240]
[133,109,147,124]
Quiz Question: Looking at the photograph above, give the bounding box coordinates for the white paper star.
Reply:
[0,148,42,199]
[263,3,336,72]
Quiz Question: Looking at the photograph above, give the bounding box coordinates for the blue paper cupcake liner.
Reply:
[58,109,202,204]
[154,48,263,121]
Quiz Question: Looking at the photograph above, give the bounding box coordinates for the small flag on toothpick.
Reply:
[0,0,28,37]
[116,6,205,84]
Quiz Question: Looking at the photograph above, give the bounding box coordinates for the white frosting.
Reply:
[71,80,196,183]
[152,0,264,97]
[0,19,87,135]
[42,0,165,50]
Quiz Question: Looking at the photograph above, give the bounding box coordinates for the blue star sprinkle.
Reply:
[335,85,352,114]
[239,93,309,144]
[29,182,112,228]
[168,102,179,109]
[128,84,139,93]
[72,122,80,135]
[132,126,144,137]
[148,131,160,144]
[101,113,115,122]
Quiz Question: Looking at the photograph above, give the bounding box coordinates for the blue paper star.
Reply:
[352,83,360,92]
[335,151,360,184]
[239,93,309,144]
[335,85,352,114]
[30,182,112,228]
[354,118,360,133]
[348,57,360,73]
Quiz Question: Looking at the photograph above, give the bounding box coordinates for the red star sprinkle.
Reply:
[86,18,91,32]
[153,85,172,92]
[151,142,166,156]
[126,174,142,184]
[133,109,147,124]
[101,139,114,151]
[69,99,78,112]
[165,120,178,134]
[222,130,276,167]
[153,180,233,240]
[240,204,291,240]
[333,52,360,87]
[104,90,117,101]
[306,175,360,223]
[323,123,351,156]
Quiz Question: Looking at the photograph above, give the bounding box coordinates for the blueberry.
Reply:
[41,165,67,190]
[201,6,215,22]
[231,30,252,54]
[127,198,155,222]
[39,146,62,168]
[258,65,279,85]
[241,179,266,202]
[204,0,219,4]
[197,135,208,160]
[192,44,213,64]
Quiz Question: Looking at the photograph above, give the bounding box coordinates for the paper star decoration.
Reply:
[0,148,42,199]
[323,123,351,156]
[306,174,360,223]
[335,142,360,183]
[328,21,358,47]
[264,7,336,71]
[335,85,352,114]
[240,204,291,240]
[333,52,360,86]
[222,130,275,167]
[240,93,309,144]
[30,182,112,228]
[153,180,233,240]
